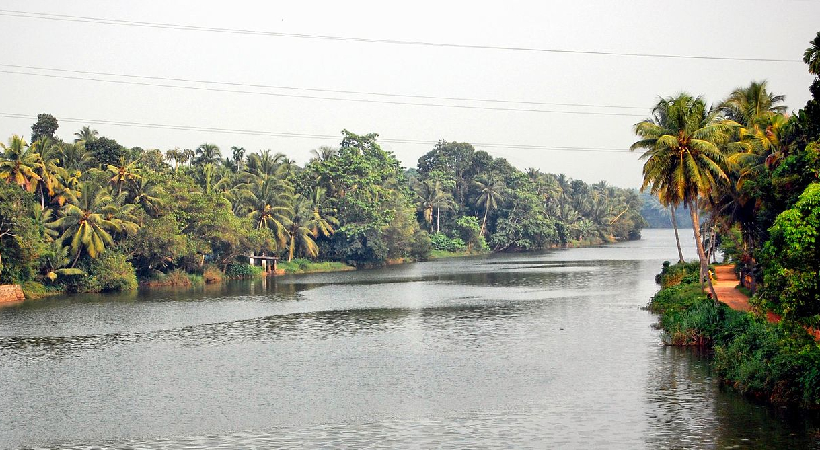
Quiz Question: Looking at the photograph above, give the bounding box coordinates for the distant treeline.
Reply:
[0,123,644,293]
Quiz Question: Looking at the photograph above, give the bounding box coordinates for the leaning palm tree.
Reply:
[0,135,41,193]
[631,93,739,300]
[286,197,320,262]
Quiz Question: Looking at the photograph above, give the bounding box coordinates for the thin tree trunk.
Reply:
[436,206,440,233]
[288,235,295,262]
[688,202,718,302]
[480,209,488,237]
[670,206,684,263]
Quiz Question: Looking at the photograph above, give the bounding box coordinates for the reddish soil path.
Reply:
[713,265,752,312]
[714,265,820,341]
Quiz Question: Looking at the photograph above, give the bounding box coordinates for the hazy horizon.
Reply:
[2,1,818,188]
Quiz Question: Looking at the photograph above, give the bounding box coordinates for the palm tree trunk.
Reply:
[480,209,488,237]
[670,206,684,263]
[288,235,295,262]
[436,206,440,233]
[688,202,718,302]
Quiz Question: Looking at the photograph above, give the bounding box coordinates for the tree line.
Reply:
[632,31,820,327]
[0,116,644,293]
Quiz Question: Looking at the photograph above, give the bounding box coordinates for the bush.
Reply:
[429,232,466,252]
[202,265,223,284]
[655,261,701,287]
[225,263,263,279]
[21,281,48,299]
[86,252,138,292]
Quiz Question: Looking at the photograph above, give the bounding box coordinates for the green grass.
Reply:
[429,249,475,259]
[277,259,354,274]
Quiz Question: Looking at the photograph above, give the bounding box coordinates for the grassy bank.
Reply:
[277,259,354,275]
[650,262,820,408]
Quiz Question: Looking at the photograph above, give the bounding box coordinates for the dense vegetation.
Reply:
[0,121,644,294]
[650,262,820,407]
[639,32,820,408]
[633,31,820,328]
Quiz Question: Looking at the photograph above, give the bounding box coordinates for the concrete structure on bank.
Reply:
[0,285,25,303]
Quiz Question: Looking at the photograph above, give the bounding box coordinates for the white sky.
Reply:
[1,1,818,188]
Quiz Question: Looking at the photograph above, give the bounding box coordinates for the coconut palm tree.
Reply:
[631,93,739,299]
[194,143,221,166]
[107,157,141,195]
[231,146,246,172]
[31,137,67,209]
[804,31,820,75]
[474,176,505,237]
[246,178,293,249]
[48,183,136,266]
[74,126,98,144]
[718,81,786,127]
[286,197,320,261]
[0,135,41,193]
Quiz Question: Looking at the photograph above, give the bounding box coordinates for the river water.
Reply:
[1,229,818,449]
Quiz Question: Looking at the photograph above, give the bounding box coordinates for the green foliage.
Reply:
[278,259,352,274]
[21,280,48,299]
[757,183,820,325]
[225,263,263,278]
[429,232,466,252]
[30,113,59,143]
[651,262,820,407]
[454,216,487,252]
[654,261,701,288]
[87,251,138,292]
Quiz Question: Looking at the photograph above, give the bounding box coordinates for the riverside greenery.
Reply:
[650,262,820,407]
[0,127,645,295]
[635,31,820,330]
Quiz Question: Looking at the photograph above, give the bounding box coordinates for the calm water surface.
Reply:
[1,229,818,449]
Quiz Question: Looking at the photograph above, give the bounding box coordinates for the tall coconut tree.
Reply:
[107,157,141,195]
[803,31,820,75]
[631,93,739,300]
[74,126,98,144]
[31,137,66,209]
[0,135,41,193]
[474,176,505,237]
[194,143,221,166]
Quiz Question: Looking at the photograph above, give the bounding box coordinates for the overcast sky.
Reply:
[1,1,818,187]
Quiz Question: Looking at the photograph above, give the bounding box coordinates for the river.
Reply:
[1,229,818,449]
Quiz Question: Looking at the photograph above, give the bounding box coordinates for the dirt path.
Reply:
[713,265,752,312]
[714,265,820,340]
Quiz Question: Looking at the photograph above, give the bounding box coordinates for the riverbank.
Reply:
[649,261,820,408]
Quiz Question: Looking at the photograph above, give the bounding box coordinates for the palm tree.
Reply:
[74,126,98,144]
[194,143,221,165]
[718,81,786,127]
[107,157,141,195]
[165,148,187,173]
[246,178,293,250]
[31,137,68,209]
[231,146,246,172]
[285,197,319,261]
[48,183,135,266]
[0,135,41,193]
[631,93,739,299]
[474,176,504,237]
[310,146,338,162]
[803,31,820,75]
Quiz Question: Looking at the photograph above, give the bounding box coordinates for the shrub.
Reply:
[225,263,263,278]
[429,232,466,252]
[21,281,47,299]
[654,261,701,287]
[87,252,137,292]
[202,265,223,284]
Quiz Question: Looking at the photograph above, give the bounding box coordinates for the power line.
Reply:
[0,112,634,154]
[0,63,647,111]
[0,68,646,118]
[0,9,802,63]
